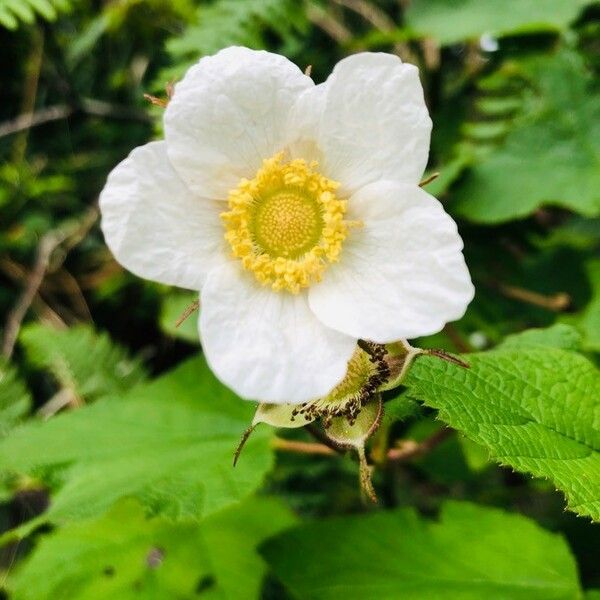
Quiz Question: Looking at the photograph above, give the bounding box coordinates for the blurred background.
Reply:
[0,0,599,598]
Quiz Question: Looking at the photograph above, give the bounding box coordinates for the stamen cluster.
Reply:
[222,152,355,293]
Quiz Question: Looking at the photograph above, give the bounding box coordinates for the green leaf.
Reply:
[453,50,600,223]
[0,0,68,29]
[0,360,31,438]
[20,324,147,403]
[7,496,295,600]
[405,0,591,45]
[404,349,600,521]
[159,291,199,344]
[498,324,583,351]
[263,501,581,599]
[0,356,273,529]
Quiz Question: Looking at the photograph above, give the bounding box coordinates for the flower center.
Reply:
[251,189,322,259]
[222,152,356,293]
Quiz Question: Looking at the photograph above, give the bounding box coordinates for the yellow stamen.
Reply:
[222,152,357,293]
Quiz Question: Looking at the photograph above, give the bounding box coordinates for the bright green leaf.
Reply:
[405,349,600,521]
[263,501,581,599]
[7,496,295,600]
[0,356,272,528]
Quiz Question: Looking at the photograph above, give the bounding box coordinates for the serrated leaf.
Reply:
[453,50,600,223]
[0,356,274,530]
[263,501,581,599]
[20,324,147,403]
[405,0,591,45]
[7,496,295,600]
[404,349,600,520]
[0,360,31,438]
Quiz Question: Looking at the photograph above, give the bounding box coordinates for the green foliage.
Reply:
[20,324,147,403]
[2,0,600,596]
[405,0,591,44]
[404,342,600,520]
[0,0,69,30]
[263,501,581,599]
[453,50,600,223]
[162,0,309,82]
[0,360,30,437]
[7,496,295,600]
[0,356,273,530]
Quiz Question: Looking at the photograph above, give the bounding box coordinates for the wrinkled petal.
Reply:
[316,53,432,194]
[309,182,474,341]
[100,141,225,290]
[200,262,356,404]
[164,47,313,199]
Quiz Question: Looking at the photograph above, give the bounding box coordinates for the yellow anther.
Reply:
[221,152,357,293]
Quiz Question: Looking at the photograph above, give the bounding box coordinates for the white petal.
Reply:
[286,82,327,162]
[100,141,225,290]
[317,53,432,193]
[199,262,356,404]
[309,182,474,342]
[164,47,313,199]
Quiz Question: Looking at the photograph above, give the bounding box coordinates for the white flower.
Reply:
[99,47,474,405]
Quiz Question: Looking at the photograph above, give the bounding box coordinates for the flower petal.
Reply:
[100,141,225,290]
[199,262,356,404]
[286,82,327,162]
[317,53,432,193]
[309,182,474,341]
[164,47,313,199]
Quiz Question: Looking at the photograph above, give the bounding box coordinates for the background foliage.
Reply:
[1,0,599,598]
